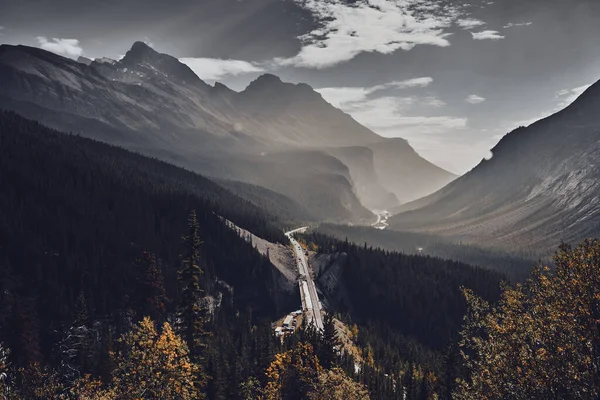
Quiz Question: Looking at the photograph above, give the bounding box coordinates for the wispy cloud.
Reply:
[471,30,505,40]
[504,22,533,28]
[369,115,467,130]
[466,94,486,104]
[456,18,486,30]
[316,77,465,148]
[36,37,83,58]
[316,77,433,108]
[180,58,265,81]
[277,0,485,69]
[422,96,446,107]
[555,84,592,109]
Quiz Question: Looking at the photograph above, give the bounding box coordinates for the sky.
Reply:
[2,0,600,173]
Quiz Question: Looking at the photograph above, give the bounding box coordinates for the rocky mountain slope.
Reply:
[390,80,600,254]
[0,42,455,219]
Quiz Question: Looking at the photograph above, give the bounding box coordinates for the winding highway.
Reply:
[285,228,324,331]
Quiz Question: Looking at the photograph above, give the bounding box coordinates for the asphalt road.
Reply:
[285,228,324,331]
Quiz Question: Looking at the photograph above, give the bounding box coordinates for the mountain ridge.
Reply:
[0,42,456,217]
[389,79,600,254]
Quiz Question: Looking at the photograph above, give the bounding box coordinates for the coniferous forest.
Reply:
[3,111,600,399]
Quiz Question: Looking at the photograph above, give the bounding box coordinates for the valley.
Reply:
[2,9,600,397]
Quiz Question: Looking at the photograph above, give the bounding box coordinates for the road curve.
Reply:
[285,228,324,331]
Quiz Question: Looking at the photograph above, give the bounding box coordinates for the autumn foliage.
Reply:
[264,342,369,400]
[112,317,199,399]
[456,239,600,399]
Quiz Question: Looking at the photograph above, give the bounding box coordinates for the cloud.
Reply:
[334,93,466,134]
[180,58,265,81]
[316,77,433,108]
[456,18,486,30]
[471,30,505,40]
[36,37,83,58]
[369,115,467,130]
[555,84,592,108]
[316,77,465,150]
[422,96,446,107]
[466,94,486,104]
[277,0,481,69]
[504,22,533,28]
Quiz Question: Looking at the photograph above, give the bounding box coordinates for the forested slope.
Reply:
[302,232,506,377]
[313,224,537,281]
[0,111,293,360]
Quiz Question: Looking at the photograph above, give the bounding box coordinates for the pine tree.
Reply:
[57,291,93,385]
[134,251,168,321]
[441,342,461,400]
[74,292,89,325]
[0,342,14,399]
[405,363,418,400]
[320,313,341,369]
[177,210,210,390]
[12,299,42,368]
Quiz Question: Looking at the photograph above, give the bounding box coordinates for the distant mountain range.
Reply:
[0,42,456,221]
[390,81,600,255]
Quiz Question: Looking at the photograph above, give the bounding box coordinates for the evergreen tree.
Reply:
[441,342,462,400]
[177,210,210,390]
[320,313,341,369]
[0,342,14,399]
[134,251,168,321]
[12,299,42,368]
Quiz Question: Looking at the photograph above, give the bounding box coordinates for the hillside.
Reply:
[313,224,536,281]
[0,111,302,333]
[390,79,600,254]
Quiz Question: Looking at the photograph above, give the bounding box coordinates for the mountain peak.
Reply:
[129,41,157,56]
[118,41,206,87]
[245,74,283,90]
[121,41,158,65]
[242,74,320,101]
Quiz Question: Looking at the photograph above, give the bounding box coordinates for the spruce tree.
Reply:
[320,313,341,369]
[134,251,168,321]
[177,210,209,391]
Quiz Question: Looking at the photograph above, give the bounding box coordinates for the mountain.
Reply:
[389,80,600,254]
[0,42,454,218]
[325,146,400,210]
[369,138,457,204]
[76,56,92,65]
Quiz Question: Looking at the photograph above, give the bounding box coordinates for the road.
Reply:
[285,227,324,331]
